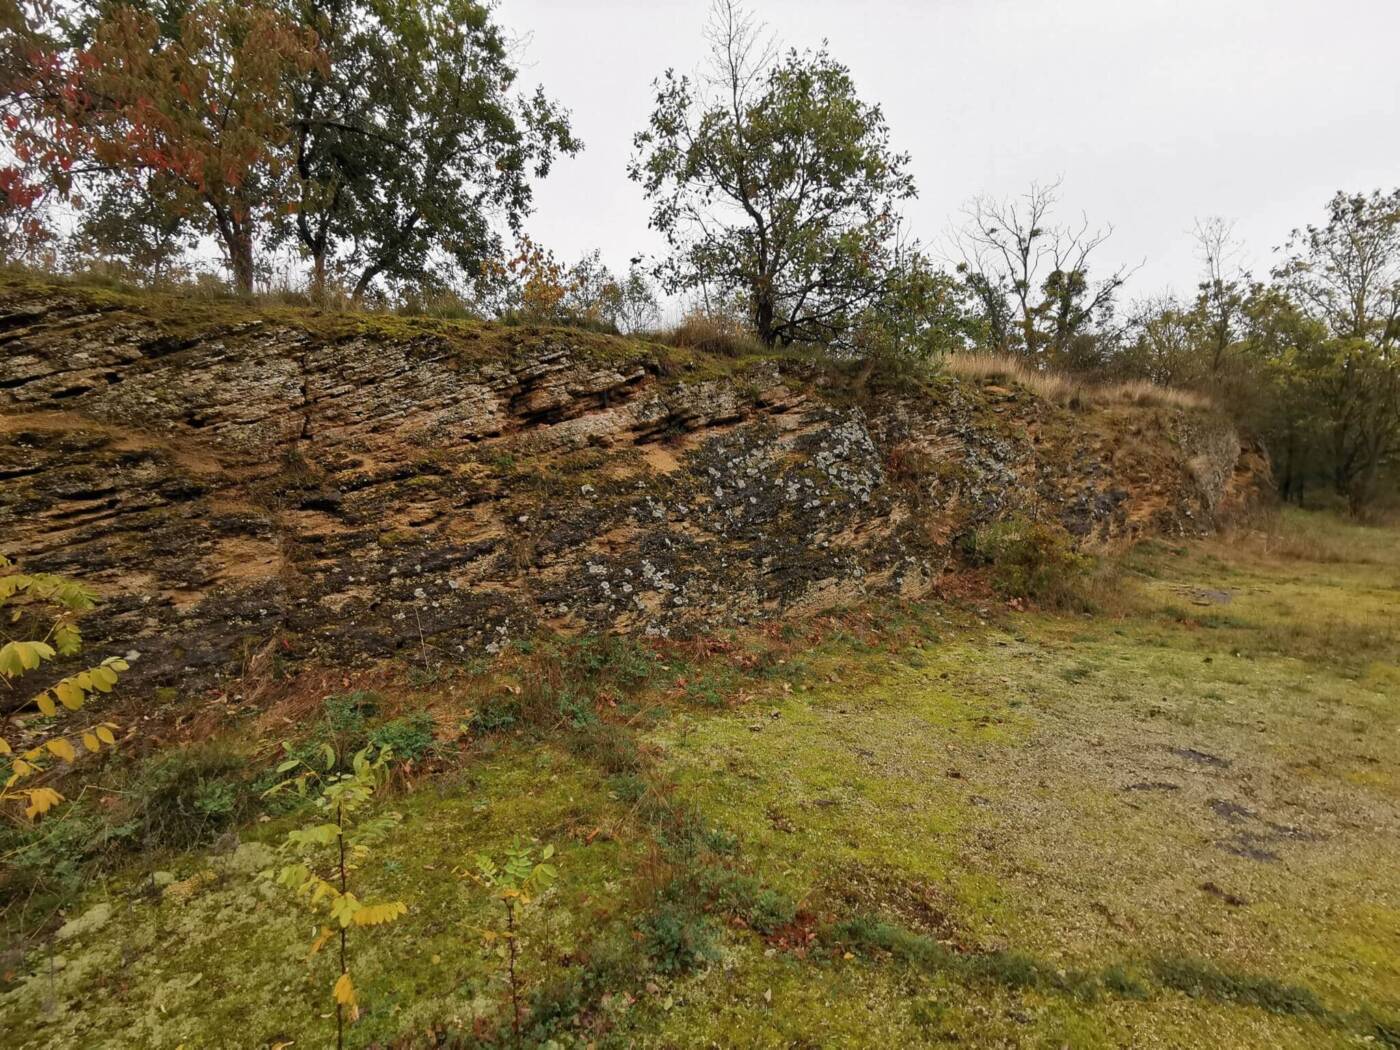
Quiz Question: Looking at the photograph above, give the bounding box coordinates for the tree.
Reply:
[559,251,660,332]
[1275,189,1400,513]
[6,0,321,292]
[854,237,979,360]
[630,0,915,348]
[1192,217,1250,377]
[1118,295,1200,387]
[0,0,61,263]
[953,179,1130,367]
[65,178,195,284]
[1237,287,1332,505]
[279,0,579,300]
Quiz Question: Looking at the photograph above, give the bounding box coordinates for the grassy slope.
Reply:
[2,509,1396,1048]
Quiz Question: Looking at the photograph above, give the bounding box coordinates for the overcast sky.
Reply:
[496,0,1400,311]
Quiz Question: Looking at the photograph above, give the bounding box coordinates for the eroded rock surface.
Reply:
[0,278,1267,694]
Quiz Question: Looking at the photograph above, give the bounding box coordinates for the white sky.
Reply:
[497,0,1400,309]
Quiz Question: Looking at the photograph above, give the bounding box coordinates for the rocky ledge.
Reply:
[0,277,1267,697]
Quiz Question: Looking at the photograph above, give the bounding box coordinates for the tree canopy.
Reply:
[631,0,914,347]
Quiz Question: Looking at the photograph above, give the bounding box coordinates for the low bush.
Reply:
[0,803,137,911]
[128,742,252,850]
[960,515,1090,606]
[640,906,722,975]
[368,711,436,763]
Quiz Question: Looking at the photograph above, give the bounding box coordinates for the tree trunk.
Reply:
[229,239,255,296]
[1347,454,1380,518]
[755,293,776,347]
[352,262,384,304]
[311,249,328,302]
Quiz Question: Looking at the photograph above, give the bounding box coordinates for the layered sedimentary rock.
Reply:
[0,278,1266,694]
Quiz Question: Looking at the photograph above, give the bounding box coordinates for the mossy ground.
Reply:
[2,510,1396,1047]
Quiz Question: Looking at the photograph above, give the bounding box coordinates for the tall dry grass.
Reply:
[946,351,1211,411]
[652,308,766,357]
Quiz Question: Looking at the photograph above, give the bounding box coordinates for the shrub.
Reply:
[258,694,437,805]
[129,742,251,849]
[368,712,436,763]
[747,887,798,934]
[960,515,1090,605]
[641,906,721,975]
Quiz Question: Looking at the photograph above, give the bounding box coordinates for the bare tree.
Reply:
[951,179,1130,365]
[1192,217,1250,376]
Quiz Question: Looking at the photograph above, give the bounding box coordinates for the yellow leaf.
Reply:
[35,691,57,717]
[46,737,77,763]
[308,926,334,958]
[0,736,10,756]
[56,681,84,710]
[333,971,356,1008]
[352,901,407,926]
[24,787,63,819]
[95,725,117,745]
[82,732,101,753]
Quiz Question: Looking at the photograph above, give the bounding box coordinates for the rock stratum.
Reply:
[0,277,1266,696]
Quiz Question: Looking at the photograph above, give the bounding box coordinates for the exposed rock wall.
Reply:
[0,278,1266,695]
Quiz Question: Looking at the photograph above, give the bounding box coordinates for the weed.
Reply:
[655,309,765,357]
[946,352,1209,410]
[128,742,252,850]
[640,906,721,974]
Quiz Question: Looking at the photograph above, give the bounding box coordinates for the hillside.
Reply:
[13,280,1396,1050]
[0,276,1264,697]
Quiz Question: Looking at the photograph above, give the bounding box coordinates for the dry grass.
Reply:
[946,351,1211,411]
[653,309,766,357]
[1221,506,1393,565]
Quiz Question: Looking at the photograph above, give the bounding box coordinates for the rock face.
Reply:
[0,278,1266,695]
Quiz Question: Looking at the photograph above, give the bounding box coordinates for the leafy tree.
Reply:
[65,178,195,285]
[854,239,979,360]
[630,0,914,347]
[267,744,407,1050]
[1118,295,1201,387]
[1192,217,1251,377]
[953,178,1129,367]
[560,250,660,332]
[608,260,662,334]
[0,556,126,821]
[7,0,321,292]
[1275,189,1400,512]
[0,0,61,262]
[278,0,580,300]
[1238,287,1332,505]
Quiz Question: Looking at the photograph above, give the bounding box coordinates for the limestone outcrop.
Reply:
[0,277,1266,695]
